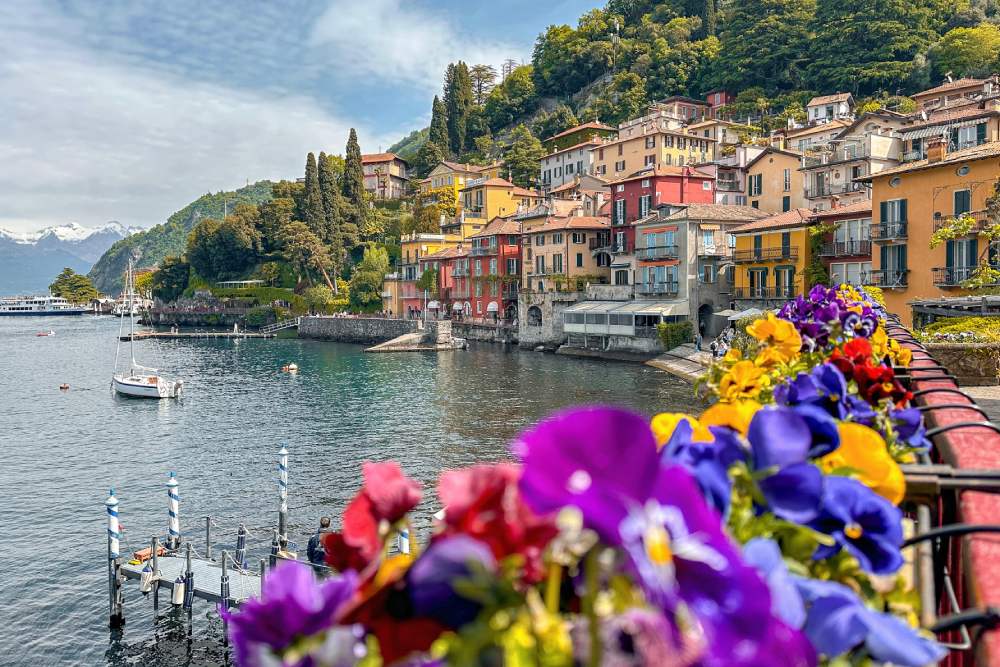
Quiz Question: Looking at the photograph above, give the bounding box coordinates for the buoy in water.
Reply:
[139,563,155,594]
[59,384,69,391]
[282,363,299,373]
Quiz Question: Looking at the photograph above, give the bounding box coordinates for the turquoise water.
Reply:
[0,316,696,665]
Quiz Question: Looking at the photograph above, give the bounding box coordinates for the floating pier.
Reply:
[120,331,276,341]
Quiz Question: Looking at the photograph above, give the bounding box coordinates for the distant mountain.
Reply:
[0,222,139,294]
[88,180,275,294]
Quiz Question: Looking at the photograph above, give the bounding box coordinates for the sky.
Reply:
[0,0,600,233]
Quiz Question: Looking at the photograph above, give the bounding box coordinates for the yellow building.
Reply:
[418,161,502,215]
[590,112,715,180]
[454,178,543,239]
[745,148,807,213]
[380,272,404,317]
[858,140,1000,326]
[521,216,612,292]
[730,208,814,306]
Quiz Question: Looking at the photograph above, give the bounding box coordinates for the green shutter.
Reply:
[880,244,888,269]
[977,122,987,144]
[879,201,887,223]
[946,240,954,270]
[970,238,979,268]
[900,244,907,270]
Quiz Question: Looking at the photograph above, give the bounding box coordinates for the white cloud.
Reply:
[0,4,396,233]
[308,0,521,91]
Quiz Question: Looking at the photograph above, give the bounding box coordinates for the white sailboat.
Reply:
[112,260,182,399]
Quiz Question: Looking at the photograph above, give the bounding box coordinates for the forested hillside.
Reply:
[399,0,1000,178]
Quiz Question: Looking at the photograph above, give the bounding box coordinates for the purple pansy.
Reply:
[808,476,904,574]
[890,407,931,451]
[407,535,496,629]
[222,560,358,667]
[661,421,744,514]
[778,285,878,351]
[774,364,851,420]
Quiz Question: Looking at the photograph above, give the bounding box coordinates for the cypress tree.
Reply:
[446,62,474,155]
[317,152,344,282]
[341,129,364,250]
[302,152,325,240]
[428,95,449,153]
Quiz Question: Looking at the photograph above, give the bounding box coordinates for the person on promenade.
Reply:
[306,516,332,573]
[695,330,702,351]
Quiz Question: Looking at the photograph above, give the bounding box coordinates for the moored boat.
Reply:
[0,295,86,316]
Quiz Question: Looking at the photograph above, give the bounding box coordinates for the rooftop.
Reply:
[470,216,522,238]
[661,203,772,222]
[609,164,715,184]
[745,147,804,170]
[543,138,605,157]
[912,77,988,100]
[423,245,468,260]
[810,200,873,219]
[544,121,617,143]
[361,152,406,165]
[785,119,853,138]
[807,93,853,107]
[902,105,1000,132]
[524,215,611,234]
[730,208,813,234]
[857,141,1000,181]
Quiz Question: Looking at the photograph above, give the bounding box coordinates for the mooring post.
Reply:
[278,446,288,548]
[397,528,410,555]
[235,524,247,569]
[259,558,267,598]
[183,542,194,614]
[220,551,231,613]
[167,473,180,550]
[270,529,279,568]
[205,516,212,561]
[151,536,160,613]
[106,489,124,627]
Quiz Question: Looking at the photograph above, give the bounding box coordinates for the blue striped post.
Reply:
[235,524,247,569]
[106,489,124,626]
[220,551,231,613]
[106,490,120,561]
[397,528,410,555]
[278,447,288,547]
[167,473,180,550]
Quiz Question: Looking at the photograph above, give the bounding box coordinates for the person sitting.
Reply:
[306,516,332,572]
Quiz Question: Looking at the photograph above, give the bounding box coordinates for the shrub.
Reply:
[657,320,694,351]
[918,316,1000,343]
[244,305,276,328]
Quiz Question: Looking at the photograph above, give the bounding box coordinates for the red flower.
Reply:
[853,360,911,407]
[321,531,372,573]
[842,338,872,364]
[437,464,558,583]
[362,461,423,524]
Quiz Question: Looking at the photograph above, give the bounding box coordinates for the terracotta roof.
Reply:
[545,121,616,143]
[808,93,853,107]
[730,208,813,234]
[460,177,540,197]
[857,141,1000,182]
[544,138,604,156]
[658,95,711,106]
[745,147,804,170]
[470,216,522,238]
[609,164,715,184]
[423,245,468,260]
[810,200,873,219]
[598,200,611,216]
[362,152,405,164]
[524,215,611,234]
[440,160,490,174]
[661,203,772,222]
[912,78,987,99]
[903,105,999,131]
[785,119,853,138]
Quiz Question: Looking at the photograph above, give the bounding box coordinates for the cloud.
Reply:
[0,4,395,233]
[308,0,521,91]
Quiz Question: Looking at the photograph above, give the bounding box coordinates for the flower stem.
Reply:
[583,549,602,667]
[544,561,561,613]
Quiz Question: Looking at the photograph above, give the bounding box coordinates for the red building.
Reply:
[608,165,716,251]
[704,89,735,111]
[468,216,521,321]
[415,245,470,319]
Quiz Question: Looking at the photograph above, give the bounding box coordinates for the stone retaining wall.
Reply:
[298,316,419,345]
[924,342,1000,386]
[452,322,517,344]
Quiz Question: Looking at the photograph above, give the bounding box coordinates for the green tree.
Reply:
[134,271,154,298]
[278,221,335,290]
[318,150,345,282]
[428,95,450,152]
[930,23,1000,78]
[150,256,190,302]
[259,261,281,286]
[413,139,444,179]
[341,129,365,251]
[503,124,545,189]
[583,72,648,126]
[49,267,100,303]
[415,266,439,297]
[469,64,498,105]
[258,197,296,254]
[445,61,474,154]
[185,216,259,281]
[484,65,539,131]
[533,103,579,142]
[349,245,391,312]
[303,285,337,314]
[302,152,325,240]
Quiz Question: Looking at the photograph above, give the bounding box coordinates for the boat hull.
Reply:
[113,375,182,399]
[0,309,86,316]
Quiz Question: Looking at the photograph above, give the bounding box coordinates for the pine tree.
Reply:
[469,64,498,105]
[504,124,545,189]
[341,129,364,251]
[317,152,345,290]
[445,61,474,155]
[302,152,326,240]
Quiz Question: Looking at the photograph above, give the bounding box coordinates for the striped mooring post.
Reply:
[106,489,124,627]
[183,542,194,613]
[235,524,247,569]
[397,528,410,555]
[278,447,288,548]
[167,472,180,550]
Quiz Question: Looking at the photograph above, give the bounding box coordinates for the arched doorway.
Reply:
[698,303,714,337]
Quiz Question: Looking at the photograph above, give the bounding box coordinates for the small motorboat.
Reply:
[36,330,55,337]
[282,363,299,373]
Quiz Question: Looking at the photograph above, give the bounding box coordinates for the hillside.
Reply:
[388,128,428,163]
[88,180,274,293]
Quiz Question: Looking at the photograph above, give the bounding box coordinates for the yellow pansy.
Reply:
[724,348,743,364]
[718,360,770,401]
[651,413,713,448]
[870,326,890,359]
[754,346,792,368]
[888,339,913,367]
[746,313,802,363]
[700,400,761,435]
[820,422,906,505]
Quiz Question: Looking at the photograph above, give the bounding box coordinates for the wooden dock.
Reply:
[120,331,275,341]
[121,555,261,604]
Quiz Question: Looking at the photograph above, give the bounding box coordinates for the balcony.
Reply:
[818,240,872,257]
[932,210,990,234]
[865,270,909,288]
[590,236,630,254]
[732,246,799,263]
[469,246,496,257]
[502,284,519,299]
[804,181,864,199]
[716,178,742,192]
[932,266,978,287]
[801,146,871,168]
[732,286,796,300]
[637,245,679,261]
[870,221,907,242]
[637,281,679,295]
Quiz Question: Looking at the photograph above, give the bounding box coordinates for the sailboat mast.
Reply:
[128,261,137,371]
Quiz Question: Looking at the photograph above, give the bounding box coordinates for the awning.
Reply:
[635,301,689,317]
[729,307,763,321]
[563,301,620,314]
[900,118,986,140]
[452,302,463,311]
[714,308,740,317]
[427,300,440,309]
[486,301,498,312]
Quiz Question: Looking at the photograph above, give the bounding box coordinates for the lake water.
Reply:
[0,315,696,665]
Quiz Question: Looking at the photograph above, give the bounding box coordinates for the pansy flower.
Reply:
[746,312,803,362]
[718,360,770,401]
[773,363,850,419]
[890,407,931,451]
[819,422,905,504]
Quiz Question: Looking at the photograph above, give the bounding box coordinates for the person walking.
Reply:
[695,330,702,352]
[306,517,332,574]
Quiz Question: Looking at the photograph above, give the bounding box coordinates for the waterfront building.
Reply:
[547,174,610,216]
[744,147,807,213]
[418,161,503,231]
[543,121,617,152]
[695,145,766,206]
[361,153,408,200]
[540,139,603,191]
[454,177,542,239]
[704,89,736,114]
[654,95,713,122]
[730,208,814,309]
[859,139,1000,326]
[468,216,522,321]
[911,75,999,111]
[805,93,855,124]
[635,203,769,336]
[811,201,874,288]
[897,97,1000,162]
[399,232,462,317]
[380,272,403,317]
[521,215,611,293]
[590,108,715,179]
[418,244,469,319]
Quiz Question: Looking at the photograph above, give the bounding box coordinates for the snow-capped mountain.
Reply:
[0,221,140,294]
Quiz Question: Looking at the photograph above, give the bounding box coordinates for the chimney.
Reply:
[830,195,840,209]
[927,136,947,163]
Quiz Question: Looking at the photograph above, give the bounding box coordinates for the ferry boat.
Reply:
[0,295,87,316]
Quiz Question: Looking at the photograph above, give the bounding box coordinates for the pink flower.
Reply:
[363,461,422,524]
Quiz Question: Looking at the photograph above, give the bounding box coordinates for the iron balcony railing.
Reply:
[871,221,908,241]
[451,267,469,277]
[801,146,872,167]
[866,269,909,288]
[733,246,798,262]
[502,284,519,299]
[469,246,496,256]
[819,240,872,257]
[932,210,990,234]
[716,179,742,192]
[637,245,679,261]
[732,286,796,300]
[805,181,864,199]
[932,266,978,287]
[589,236,630,254]
[636,281,679,295]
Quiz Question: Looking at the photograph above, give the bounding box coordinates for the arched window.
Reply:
[527,306,543,327]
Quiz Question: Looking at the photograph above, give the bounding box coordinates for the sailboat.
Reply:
[112,260,183,399]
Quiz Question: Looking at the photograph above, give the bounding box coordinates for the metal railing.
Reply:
[733,246,798,262]
[732,286,795,300]
[819,239,872,257]
[805,181,864,199]
[866,269,909,288]
[451,267,469,277]
[716,179,742,192]
[590,237,630,254]
[636,281,679,295]
[637,245,679,260]
[932,210,991,234]
[469,246,495,257]
[871,221,908,241]
[932,267,979,287]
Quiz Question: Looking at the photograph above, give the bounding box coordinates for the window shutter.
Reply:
[879,201,887,223]
[946,240,954,270]
[977,122,987,144]
[970,238,978,268]
[950,127,959,147]
[900,244,907,270]
[899,199,907,222]
[880,244,888,269]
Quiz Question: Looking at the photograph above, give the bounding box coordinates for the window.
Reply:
[566,163,574,174]
[506,258,518,274]
[596,165,607,175]
[783,169,791,192]
[535,255,546,274]
[615,160,626,171]
[552,232,564,243]
[639,194,652,218]
[596,253,610,267]
[645,154,656,166]
[782,196,791,212]
[475,260,483,276]
[571,232,586,243]
[645,136,656,149]
[753,235,763,259]
[830,261,872,286]
[954,189,971,216]
[664,154,672,165]
[615,269,629,285]
[880,199,907,223]
[616,185,625,193]
[576,252,583,267]
[489,258,497,274]
[534,235,544,246]
[702,230,714,250]
[781,232,791,256]
[775,267,795,297]
[507,235,517,245]
[552,254,563,273]
[751,200,759,209]
[618,143,624,156]
[749,174,763,196]
[702,262,715,283]
[641,178,650,187]
[727,233,736,249]
[614,199,626,225]
[678,155,685,166]
[475,282,482,297]
[665,135,674,147]
[702,180,711,191]
[555,167,562,178]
